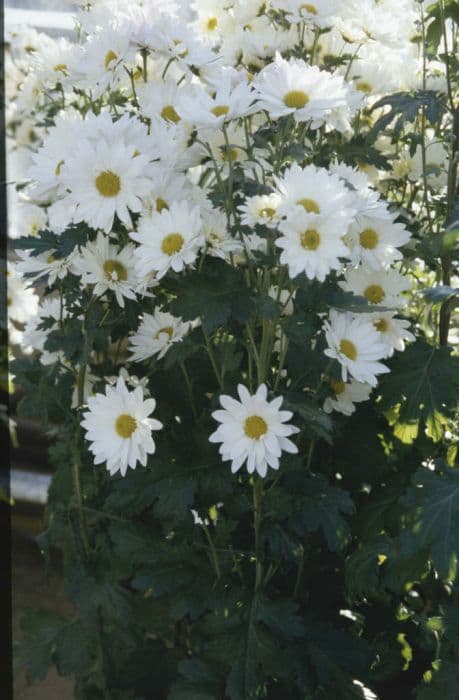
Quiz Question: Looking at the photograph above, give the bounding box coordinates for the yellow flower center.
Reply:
[7,296,12,306]
[103,259,128,281]
[115,413,137,438]
[330,379,346,395]
[375,318,389,332]
[161,232,184,256]
[161,104,181,123]
[104,50,118,69]
[283,90,310,109]
[47,254,56,263]
[207,16,218,30]
[300,229,320,250]
[221,146,238,162]
[156,326,174,339]
[300,3,317,14]
[156,197,169,212]
[296,198,320,213]
[360,227,379,250]
[259,207,276,219]
[95,170,121,197]
[364,284,385,304]
[212,104,230,117]
[53,63,68,73]
[356,80,372,93]
[55,159,64,176]
[339,339,357,361]
[244,415,268,440]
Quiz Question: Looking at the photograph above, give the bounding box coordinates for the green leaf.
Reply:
[368,91,445,140]
[15,609,67,682]
[11,224,88,258]
[283,394,334,443]
[378,340,459,443]
[345,537,392,598]
[256,596,305,640]
[416,660,459,699]
[289,475,354,551]
[421,285,459,304]
[403,463,459,580]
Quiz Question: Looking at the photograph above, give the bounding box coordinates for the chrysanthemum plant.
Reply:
[11,1,459,697]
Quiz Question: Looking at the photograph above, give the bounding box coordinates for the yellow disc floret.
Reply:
[244,415,268,440]
[283,90,309,109]
[161,232,184,256]
[339,339,357,361]
[161,105,181,123]
[360,228,379,250]
[364,284,385,304]
[115,413,137,438]
[300,229,321,250]
[104,50,118,69]
[296,198,320,214]
[330,379,346,395]
[103,259,128,281]
[95,171,121,197]
[212,105,230,117]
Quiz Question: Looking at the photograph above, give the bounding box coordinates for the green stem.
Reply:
[180,361,198,420]
[203,328,224,389]
[202,523,222,580]
[253,478,264,591]
[73,362,89,556]
[293,544,305,600]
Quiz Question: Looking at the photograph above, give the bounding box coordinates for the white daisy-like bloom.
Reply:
[176,74,255,131]
[61,138,154,233]
[345,214,411,270]
[22,297,66,365]
[369,312,415,357]
[339,266,411,308]
[276,210,349,281]
[142,170,196,217]
[72,232,139,308]
[323,378,372,416]
[202,122,248,173]
[70,26,134,98]
[329,161,390,219]
[209,383,299,478]
[7,265,39,345]
[15,248,77,286]
[272,0,340,27]
[253,52,359,131]
[202,209,243,260]
[192,0,235,44]
[129,308,191,362]
[81,375,163,477]
[137,79,196,126]
[149,120,203,173]
[238,193,282,229]
[273,163,356,224]
[131,201,204,279]
[8,198,47,239]
[323,309,389,387]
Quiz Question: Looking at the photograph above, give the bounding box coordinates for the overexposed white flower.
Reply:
[72,232,139,307]
[209,383,299,477]
[340,266,411,307]
[61,138,154,233]
[129,308,191,362]
[253,52,360,131]
[274,163,356,225]
[345,214,410,270]
[276,210,349,280]
[81,375,163,477]
[131,201,204,279]
[370,312,415,357]
[323,378,372,416]
[238,193,282,229]
[323,310,389,387]
[177,75,255,130]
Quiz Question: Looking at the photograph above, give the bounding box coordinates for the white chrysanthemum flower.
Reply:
[8,198,47,239]
[72,232,139,307]
[129,308,191,362]
[238,193,282,229]
[22,297,66,365]
[339,266,411,308]
[202,122,248,172]
[81,375,163,477]
[272,0,340,27]
[61,138,154,233]
[276,210,349,281]
[202,209,243,260]
[7,264,39,327]
[330,161,390,219]
[345,214,411,270]
[209,383,299,477]
[137,79,195,126]
[142,171,196,217]
[149,120,203,172]
[131,201,204,279]
[369,312,415,357]
[323,378,372,416]
[177,75,255,130]
[273,162,356,224]
[253,52,359,131]
[192,0,235,43]
[323,310,389,387]
[15,248,77,286]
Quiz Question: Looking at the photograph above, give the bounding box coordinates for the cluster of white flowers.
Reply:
[8,0,429,479]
